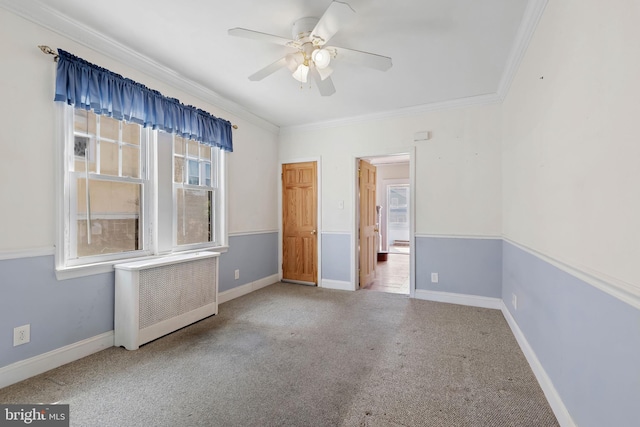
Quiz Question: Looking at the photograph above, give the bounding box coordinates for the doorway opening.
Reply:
[358,154,411,295]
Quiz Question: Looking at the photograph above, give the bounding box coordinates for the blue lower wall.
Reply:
[503,241,640,427]
[0,232,278,371]
[0,256,114,369]
[321,233,351,282]
[218,232,278,292]
[415,236,502,298]
[3,235,639,427]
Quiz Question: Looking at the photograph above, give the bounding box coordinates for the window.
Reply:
[57,105,226,275]
[66,108,149,264]
[388,185,409,225]
[173,135,220,247]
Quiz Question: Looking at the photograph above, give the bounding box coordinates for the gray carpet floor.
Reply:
[0,283,559,426]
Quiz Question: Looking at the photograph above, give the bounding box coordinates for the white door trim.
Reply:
[352,147,416,296]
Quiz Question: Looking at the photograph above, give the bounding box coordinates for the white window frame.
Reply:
[55,104,228,280]
[172,135,223,250]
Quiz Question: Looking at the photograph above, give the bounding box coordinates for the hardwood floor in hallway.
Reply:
[361,253,410,294]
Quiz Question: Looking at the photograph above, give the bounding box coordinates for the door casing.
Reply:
[353,149,416,297]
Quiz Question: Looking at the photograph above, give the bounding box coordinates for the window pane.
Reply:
[176,189,212,245]
[388,186,409,224]
[76,179,141,257]
[72,136,96,173]
[174,136,185,155]
[201,144,211,159]
[74,109,96,136]
[188,160,199,185]
[122,145,140,178]
[100,116,120,141]
[187,140,199,157]
[122,122,140,145]
[174,156,184,183]
[100,141,119,175]
[202,162,211,187]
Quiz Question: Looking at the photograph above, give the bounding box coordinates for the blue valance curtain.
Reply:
[54,49,233,152]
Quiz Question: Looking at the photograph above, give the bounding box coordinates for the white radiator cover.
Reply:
[114,252,219,350]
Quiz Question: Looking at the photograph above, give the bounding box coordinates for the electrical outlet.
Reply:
[13,324,30,346]
[512,293,518,310]
[431,272,438,283]
[234,269,240,280]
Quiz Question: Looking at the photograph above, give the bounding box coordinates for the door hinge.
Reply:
[358,168,361,178]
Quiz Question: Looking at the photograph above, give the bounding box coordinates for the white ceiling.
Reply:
[3,0,537,129]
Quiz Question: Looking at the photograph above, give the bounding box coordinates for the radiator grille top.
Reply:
[138,257,216,329]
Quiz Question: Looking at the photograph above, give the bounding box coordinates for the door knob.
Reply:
[374,227,379,233]
[310,229,317,235]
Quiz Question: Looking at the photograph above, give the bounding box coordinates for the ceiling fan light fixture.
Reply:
[292,63,310,83]
[228,1,392,95]
[312,48,331,69]
[285,53,303,72]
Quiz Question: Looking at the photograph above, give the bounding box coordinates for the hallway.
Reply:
[362,253,410,294]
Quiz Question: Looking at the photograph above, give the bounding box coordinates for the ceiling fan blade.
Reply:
[311,1,356,45]
[330,46,393,71]
[317,65,334,81]
[248,57,288,81]
[311,68,336,96]
[228,28,293,46]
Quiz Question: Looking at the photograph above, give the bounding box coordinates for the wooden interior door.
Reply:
[282,162,317,284]
[359,159,377,287]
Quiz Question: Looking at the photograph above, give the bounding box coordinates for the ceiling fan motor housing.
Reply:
[292,17,320,41]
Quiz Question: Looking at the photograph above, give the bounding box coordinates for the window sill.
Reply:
[55,245,229,280]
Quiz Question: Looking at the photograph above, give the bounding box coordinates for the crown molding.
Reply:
[0,0,279,135]
[280,0,549,134]
[1,0,548,135]
[496,0,549,100]
[280,92,502,134]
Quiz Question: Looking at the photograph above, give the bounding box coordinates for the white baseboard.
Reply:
[414,289,502,309]
[320,279,354,291]
[500,303,576,427]
[0,331,114,389]
[218,274,279,304]
[0,274,280,388]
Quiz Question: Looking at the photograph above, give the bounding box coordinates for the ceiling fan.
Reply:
[228,1,392,96]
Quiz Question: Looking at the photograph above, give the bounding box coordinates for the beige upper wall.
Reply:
[0,10,56,252]
[226,122,279,234]
[7,0,636,291]
[502,0,640,288]
[279,104,503,236]
[0,8,278,252]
